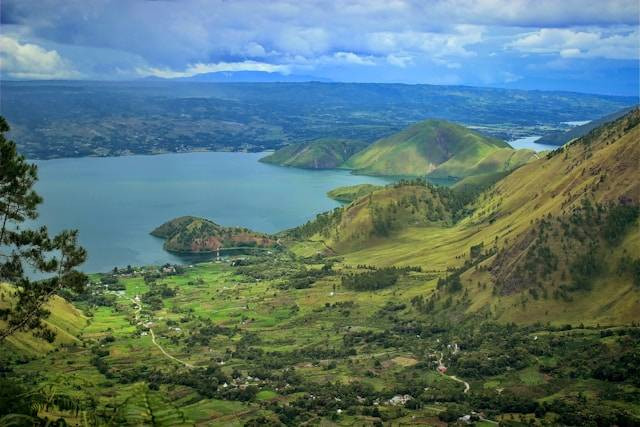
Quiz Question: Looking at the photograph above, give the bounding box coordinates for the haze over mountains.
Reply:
[1,80,636,159]
[144,71,332,83]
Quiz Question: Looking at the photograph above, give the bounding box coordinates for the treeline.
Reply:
[341,267,406,291]
[286,207,343,239]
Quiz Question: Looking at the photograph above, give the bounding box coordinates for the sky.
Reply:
[0,0,638,96]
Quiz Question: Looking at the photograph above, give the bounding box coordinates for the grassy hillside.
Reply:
[326,183,382,203]
[300,108,640,325]
[536,105,635,146]
[0,283,87,357]
[343,119,534,178]
[429,147,538,178]
[151,216,276,253]
[259,138,368,169]
[288,180,456,252]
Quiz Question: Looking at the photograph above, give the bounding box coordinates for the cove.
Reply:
[32,152,390,273]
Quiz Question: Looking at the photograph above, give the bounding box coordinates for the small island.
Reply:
[151,216,276,253]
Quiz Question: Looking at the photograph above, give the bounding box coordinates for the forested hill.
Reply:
[151,216,276,253]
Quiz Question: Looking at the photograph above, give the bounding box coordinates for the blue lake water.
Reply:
[507,135,557,152]
[33,152,389,273]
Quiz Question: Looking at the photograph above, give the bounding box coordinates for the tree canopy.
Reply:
[0,116,87,342]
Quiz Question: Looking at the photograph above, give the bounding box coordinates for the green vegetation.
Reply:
[151,216,277,253]
[343,119,534,178]
[1,110,640,425]
[0,117,87,343]
[260,138,368,169]
[327,183,382,203]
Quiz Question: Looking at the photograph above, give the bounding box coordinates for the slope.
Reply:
[536,105,636,146]
[343,119,532,178]
[326,183,382,203]
[303,109,640,325]
[259,138,368,169]
[0,283,87,357]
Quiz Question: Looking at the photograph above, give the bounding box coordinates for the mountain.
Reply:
[151,216,276,253]
[259,138,368,169]
[159,71,332,83]
[536,105,636,145]
[291,108,640,324]
[343,119,534,178]
[326,183,382,203]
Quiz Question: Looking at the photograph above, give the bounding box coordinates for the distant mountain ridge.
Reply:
[146,71,332,83]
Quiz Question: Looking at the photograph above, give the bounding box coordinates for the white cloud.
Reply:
[364,25,485,59]
[331,52,375,66]
[508,28,639,60]
[136,61,290,78]
[386,54,413,68]
[0,35,80,79]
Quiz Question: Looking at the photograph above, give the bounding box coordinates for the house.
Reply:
[388,394,413,406]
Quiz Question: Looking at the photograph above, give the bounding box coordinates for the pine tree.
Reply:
[0,116,87,342]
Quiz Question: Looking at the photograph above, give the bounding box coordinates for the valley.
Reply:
[1,2,639,425]
[1,108,639,426]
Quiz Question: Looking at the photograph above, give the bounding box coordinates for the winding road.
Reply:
[130,296,194,369]
[437,352,470,393]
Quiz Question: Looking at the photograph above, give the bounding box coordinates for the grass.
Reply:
[344,119,511,178]
[3,111,639,425]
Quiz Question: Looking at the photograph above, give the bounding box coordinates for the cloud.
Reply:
[386,54,413,68]
[441,0,639,27]
[0,35,80,79]
[331,52,375,66]
[136,60,290,78]
[508,28,639,60]
[0,0,637,94]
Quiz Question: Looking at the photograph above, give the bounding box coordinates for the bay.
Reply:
[32,152,389,273]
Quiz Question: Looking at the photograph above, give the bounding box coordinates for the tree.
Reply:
[0,116,87,342]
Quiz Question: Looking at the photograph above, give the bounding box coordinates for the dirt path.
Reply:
[130,296,195,369]
[437,352,470,393]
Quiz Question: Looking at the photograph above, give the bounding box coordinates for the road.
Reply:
[437,352,470,393]
[130,296,195,369]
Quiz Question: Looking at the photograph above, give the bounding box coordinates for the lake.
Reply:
[507,135,556,152]
[33,152,389,273]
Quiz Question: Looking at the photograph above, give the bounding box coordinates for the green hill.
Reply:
[295,108,640,324]
[536,105,635,146]
[343,119,533,178]
[259,138,368,169]
[151,216,276,253]
[0,283,87,357]
[326,183,382,203]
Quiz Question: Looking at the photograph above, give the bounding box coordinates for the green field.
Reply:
[1,110,639,425]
